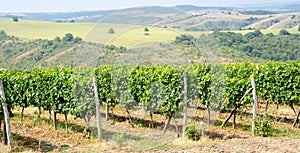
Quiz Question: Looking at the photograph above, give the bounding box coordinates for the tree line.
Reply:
[176,29,300,62]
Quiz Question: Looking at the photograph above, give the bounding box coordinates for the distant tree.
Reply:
[245,30,263,39]
[279,29,290,35]
[12,16,18,22]
[54,37,61,42]
[62,33,74,42]
[105,44,116,51]
[0,30,8,40]
[175,34,194,43]
[266,33,274,37]
[298,25,300,32]
[69,20,75,23]
[144,27,149,32]
[119,46,127,53]
[0,30,6,35]
[144,27,149,35]
[108,28,115,34]
[175,34,194,45]
[73,37,82,43]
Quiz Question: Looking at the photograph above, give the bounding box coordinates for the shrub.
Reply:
[184,124,201,141]
[279,29,290,35]
[108,28,115,34]
[255,113,273,137]
[12,16,18,22]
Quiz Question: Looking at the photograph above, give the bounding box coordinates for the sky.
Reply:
[0,0,297,13]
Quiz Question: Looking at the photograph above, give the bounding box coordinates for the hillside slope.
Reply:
[245,13,300,29]
[1,29,300,69]
[0,18,181,46]
[2,5,300,31]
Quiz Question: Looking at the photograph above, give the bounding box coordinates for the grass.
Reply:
[1,107,96,152]
[272,125,300,138]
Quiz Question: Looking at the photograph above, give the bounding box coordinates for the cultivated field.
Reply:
[0,18,94,40]
[108,26,180,47]
[1,17,300,48]
[0,18,181,47]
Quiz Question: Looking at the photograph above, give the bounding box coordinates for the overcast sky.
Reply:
[0,0,297,13]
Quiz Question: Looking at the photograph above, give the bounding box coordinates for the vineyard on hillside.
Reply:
[0,62,300,151]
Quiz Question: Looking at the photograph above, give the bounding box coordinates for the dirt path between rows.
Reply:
[157,137,300,153]
[63,136,300,153]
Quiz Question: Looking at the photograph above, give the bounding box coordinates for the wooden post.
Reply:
[53,112,57,130]
[93,76,102,141]
[105,101,109,121]
[251,77,258,136]
[0,78,14,150]
[183,73,188,135]
[207,104,211,127]
[64,114,68,132]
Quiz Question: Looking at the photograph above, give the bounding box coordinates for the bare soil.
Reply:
[160,137,300,153]
[0,104,299,153]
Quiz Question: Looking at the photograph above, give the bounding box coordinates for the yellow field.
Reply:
[1,18,299,47]
[0,18,181,47]
[108,26,181,47]
[0,18,136,44]
[0,18,94,40]
[84,23,132,44]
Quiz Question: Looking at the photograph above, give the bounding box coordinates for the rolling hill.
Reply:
[0,18,182,47]
[244,13,300,30]
[1,4,300,69]
[0,30,205,69]
[1,25,300,70]
[0,18,94,40]
[1,3,300,31]
[1,17,299,48]
[101,6,300,31]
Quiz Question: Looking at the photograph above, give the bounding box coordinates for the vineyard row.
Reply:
[0,62,299,129]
